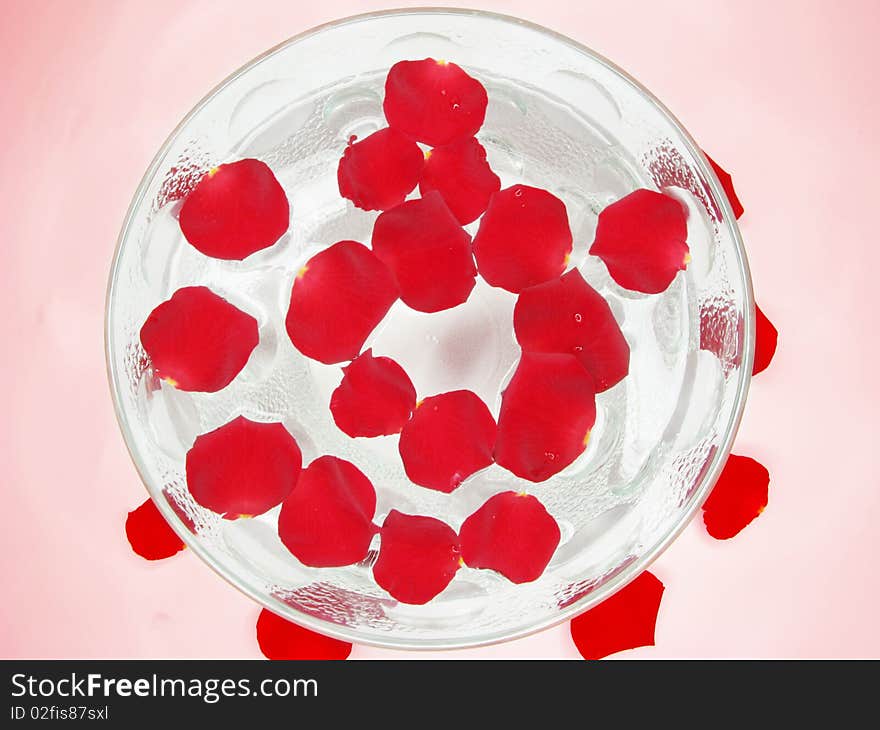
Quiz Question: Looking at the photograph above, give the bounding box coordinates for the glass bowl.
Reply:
[106,8,753,650]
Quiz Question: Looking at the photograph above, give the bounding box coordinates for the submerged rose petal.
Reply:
[570,571,665,660]
[373,510,461,604]
[179,159,289,260]
[460,491,560,584]
[278,456,377,568]
[398,390,496,493]
[286,240,398,364]
[753,304,778,375]
[384,58,488,146]
[704,152,744,219]
[140,286,258,393]
[125,498,185,561]
[702,454,769,539]
[371,191,476,312]
[186,416,302,518]
[419,137,500,224]
[514,269,630,392]
[337,127,424,211]
[256,609,351,660]
[473,185,573,293]
[330,349,416,437]
[495,352,596,482]
[590,189,689,294]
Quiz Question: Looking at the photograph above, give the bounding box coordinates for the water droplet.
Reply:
[452,102,460,110]
[514,188,523,198]
[574,312,583,323]
[573,345,583,352]
[544,451,557,461]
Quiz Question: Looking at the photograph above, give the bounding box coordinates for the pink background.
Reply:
[3,0,879,659]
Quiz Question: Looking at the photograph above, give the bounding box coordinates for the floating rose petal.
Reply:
[460,491,560,584]
[590,189,689,294]
[125,498,185,561]
[473,185,573,293]
[278,456,377,567]
[704,152,744,219]
[373,510,461,604]
[495,352,596,482]
[140,286,259,392]
[178,159,289,260]
[330,349,416,437]
[286,240,398,364]
[753,304,778,375]
[384,58,488,146]
[256,609,351,660]
[337,127,424,211]
[186,416,302,518]
[514,269,630,392]
[419,137,500,224]
[398,390,496,493]
[702,454,769,539]
[372,191,476,312]
[570,571,665,660]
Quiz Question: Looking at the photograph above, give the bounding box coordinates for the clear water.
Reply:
[135,70,719,596]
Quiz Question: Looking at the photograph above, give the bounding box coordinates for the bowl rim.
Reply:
[105,5,754,651]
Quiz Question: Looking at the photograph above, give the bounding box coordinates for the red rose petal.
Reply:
[398,390,496,493]
[256,609,351,660]
[704,152,744,219]
[125,498,185,561]
[460,491,561,584]
[286,240,398,364]
[702,454,769,539]
[164,491,197,534]
[473,185,573,293]
[419,137,500,224]
[278,582,392,624]
[700,301,776,376]
[278,456,377,567]
[186,416,302,518]
[699,298,743,375]
[514,269,630,392]
[753,303,778,375]
[495,352,596,482]
[384,58,488,146]
[373,510,461,604]
[371,191,476,312]
[178,159,289,260]
[330,349,416,437]
[337,127,424,211]
[140,286,259,393]
[570,571,665,659]
[590,189,689,294]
